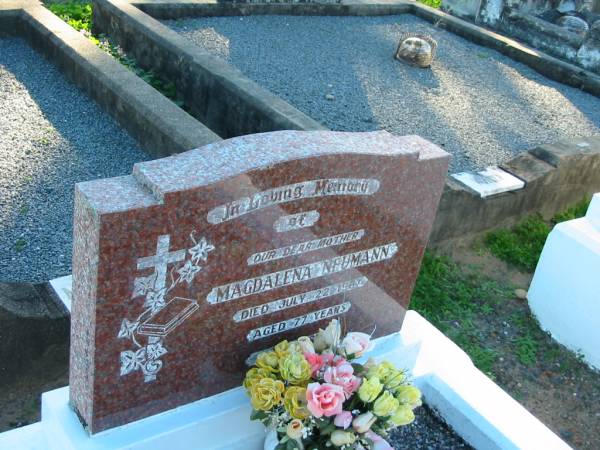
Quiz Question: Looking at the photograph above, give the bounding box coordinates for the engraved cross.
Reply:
[137,235,186,292]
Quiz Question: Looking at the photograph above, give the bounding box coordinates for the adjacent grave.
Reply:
[70,130,449,433]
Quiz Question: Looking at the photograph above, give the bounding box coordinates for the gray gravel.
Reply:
[167,14,600,172]
[0,38,149,283]
[389,404,473,449]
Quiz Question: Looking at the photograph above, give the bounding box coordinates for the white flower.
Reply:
[286,419,304,440]
[120,348,146,376]
[313,319,341,352]
[177,260,201,285]
[298,336,315,354]
[341,332,373,358]
[118,319,139,339]
[352,412,377,433]
[188,237,214,262]
[144,287,167,314]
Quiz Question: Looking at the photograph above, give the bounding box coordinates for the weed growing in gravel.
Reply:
[485,197,591,272]
[14,239,27,252]
[45,1,184,107]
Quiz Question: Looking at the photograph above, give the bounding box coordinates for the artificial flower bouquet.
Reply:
[243,320,422,450]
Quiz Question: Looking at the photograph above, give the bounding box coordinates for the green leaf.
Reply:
[250,410,268,421]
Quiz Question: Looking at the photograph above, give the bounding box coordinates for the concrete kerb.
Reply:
[92,0,327,139]
[0,0,221,159]
[130,0,600,97]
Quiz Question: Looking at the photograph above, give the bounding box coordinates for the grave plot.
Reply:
[0,38,150,283]
[167,14,600,172]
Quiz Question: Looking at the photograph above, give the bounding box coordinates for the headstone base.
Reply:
[0,312,569,450]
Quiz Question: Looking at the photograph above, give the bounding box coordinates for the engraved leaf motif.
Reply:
[132,272,157,298]
[146,342,168,360]
[144,287,167,314]
[118,319,139,339]
[188,237,215,263]
[177,260,202,285]
[120,348,146,376]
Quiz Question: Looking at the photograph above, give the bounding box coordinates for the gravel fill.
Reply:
[167,14,600,172]
[389,404,473,449]
[0,38,149,283]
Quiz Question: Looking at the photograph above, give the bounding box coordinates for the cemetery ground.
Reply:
[1,200,599,449]
[1,1,599,448]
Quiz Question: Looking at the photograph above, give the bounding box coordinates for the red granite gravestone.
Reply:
[69,130,449,433]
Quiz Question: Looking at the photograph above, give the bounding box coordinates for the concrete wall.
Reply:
[431,137,600,243]
[92,0,326,139]
[0,2,220,158]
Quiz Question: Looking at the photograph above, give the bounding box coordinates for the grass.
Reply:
[485,197,591,272]
[411,249,594,375]
[411,252,508,375]
[45,1,183,107]
[417,0,442,8]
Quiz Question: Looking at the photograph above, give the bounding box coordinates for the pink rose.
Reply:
[323,360,361,398]
[304,352,333,377]
[341,332,373,358]
[334,411,353,429]
[306,382,345,418]
[365,431,394,450]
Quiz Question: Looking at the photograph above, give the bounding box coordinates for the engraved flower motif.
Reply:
[188,237,215,263]
[132,272,157,298]
[146,341,168,360]
[177,260,201,285]
[117,318,139,339]
[120,348,147,376]
[144,287,167,314]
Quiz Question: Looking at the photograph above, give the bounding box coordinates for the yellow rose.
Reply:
[372,391,400,417]
[249,378,285,411]
[274,340,290,358]
[284,386,310,420]
[330,430,356,447]
[256,351,279,373]
[384,369,406,390]
[367,361,393,379]
[279,352,311,385]
[390,404,415,426]
[395,385,422,409]
[243,368,275,391]
[358,376,383,403]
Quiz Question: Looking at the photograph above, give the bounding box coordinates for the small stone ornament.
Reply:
[395,33,437,68]
[555,15,590,35]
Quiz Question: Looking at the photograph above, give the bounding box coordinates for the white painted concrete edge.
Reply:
[528,193,600,371]
[48,275,72,313]
[0,311,571,450]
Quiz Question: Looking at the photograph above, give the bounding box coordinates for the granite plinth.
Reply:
[70,130,449,433]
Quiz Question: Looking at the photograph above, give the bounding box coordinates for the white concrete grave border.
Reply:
[0,276,571,450]
[529,192,600,371]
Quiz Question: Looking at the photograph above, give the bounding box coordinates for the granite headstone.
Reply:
[70,130,449,433]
